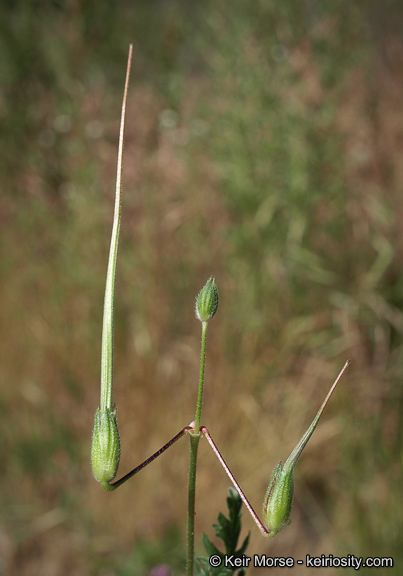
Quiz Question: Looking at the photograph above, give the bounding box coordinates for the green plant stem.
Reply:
[187,320,208,576]
[187,434,200,576]
[195,321,208,429]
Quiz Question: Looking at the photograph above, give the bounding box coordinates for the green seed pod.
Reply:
[196,277,219,322]
[262,462,294,538]
[91,407,120,489]
[261,361,350,537]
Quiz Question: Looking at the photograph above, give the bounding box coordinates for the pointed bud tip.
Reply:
[195,276,219,322]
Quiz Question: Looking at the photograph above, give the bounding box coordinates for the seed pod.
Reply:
[196,277,219,323]
[262,360,350,537]
[91,407,120,489]
[262,462,294,538]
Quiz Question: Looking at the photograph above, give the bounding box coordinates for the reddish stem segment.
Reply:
[201,426,271,537]
[109,424,194,490]
[200,360,351,537]
[107,361,350,545]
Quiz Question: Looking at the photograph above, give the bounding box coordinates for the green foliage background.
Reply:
[1,1,402,574]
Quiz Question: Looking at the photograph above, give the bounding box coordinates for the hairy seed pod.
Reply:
[261,360,350,537]
[262,462,294,538]
[91,407,120,488]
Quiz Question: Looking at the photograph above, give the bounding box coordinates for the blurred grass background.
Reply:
[1,1,403,574]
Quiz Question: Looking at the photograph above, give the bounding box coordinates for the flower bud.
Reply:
[91,407,120,489]
[195,277,219,322]
[263,462,294,538]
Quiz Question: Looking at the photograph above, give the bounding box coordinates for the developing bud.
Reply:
[91,407,120,490]
[196,277,219,322]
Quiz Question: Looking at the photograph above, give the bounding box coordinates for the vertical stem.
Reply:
[100,45,133,410]
[187,434,199,576]
[195,321,208,429]
[187,320,209,576]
